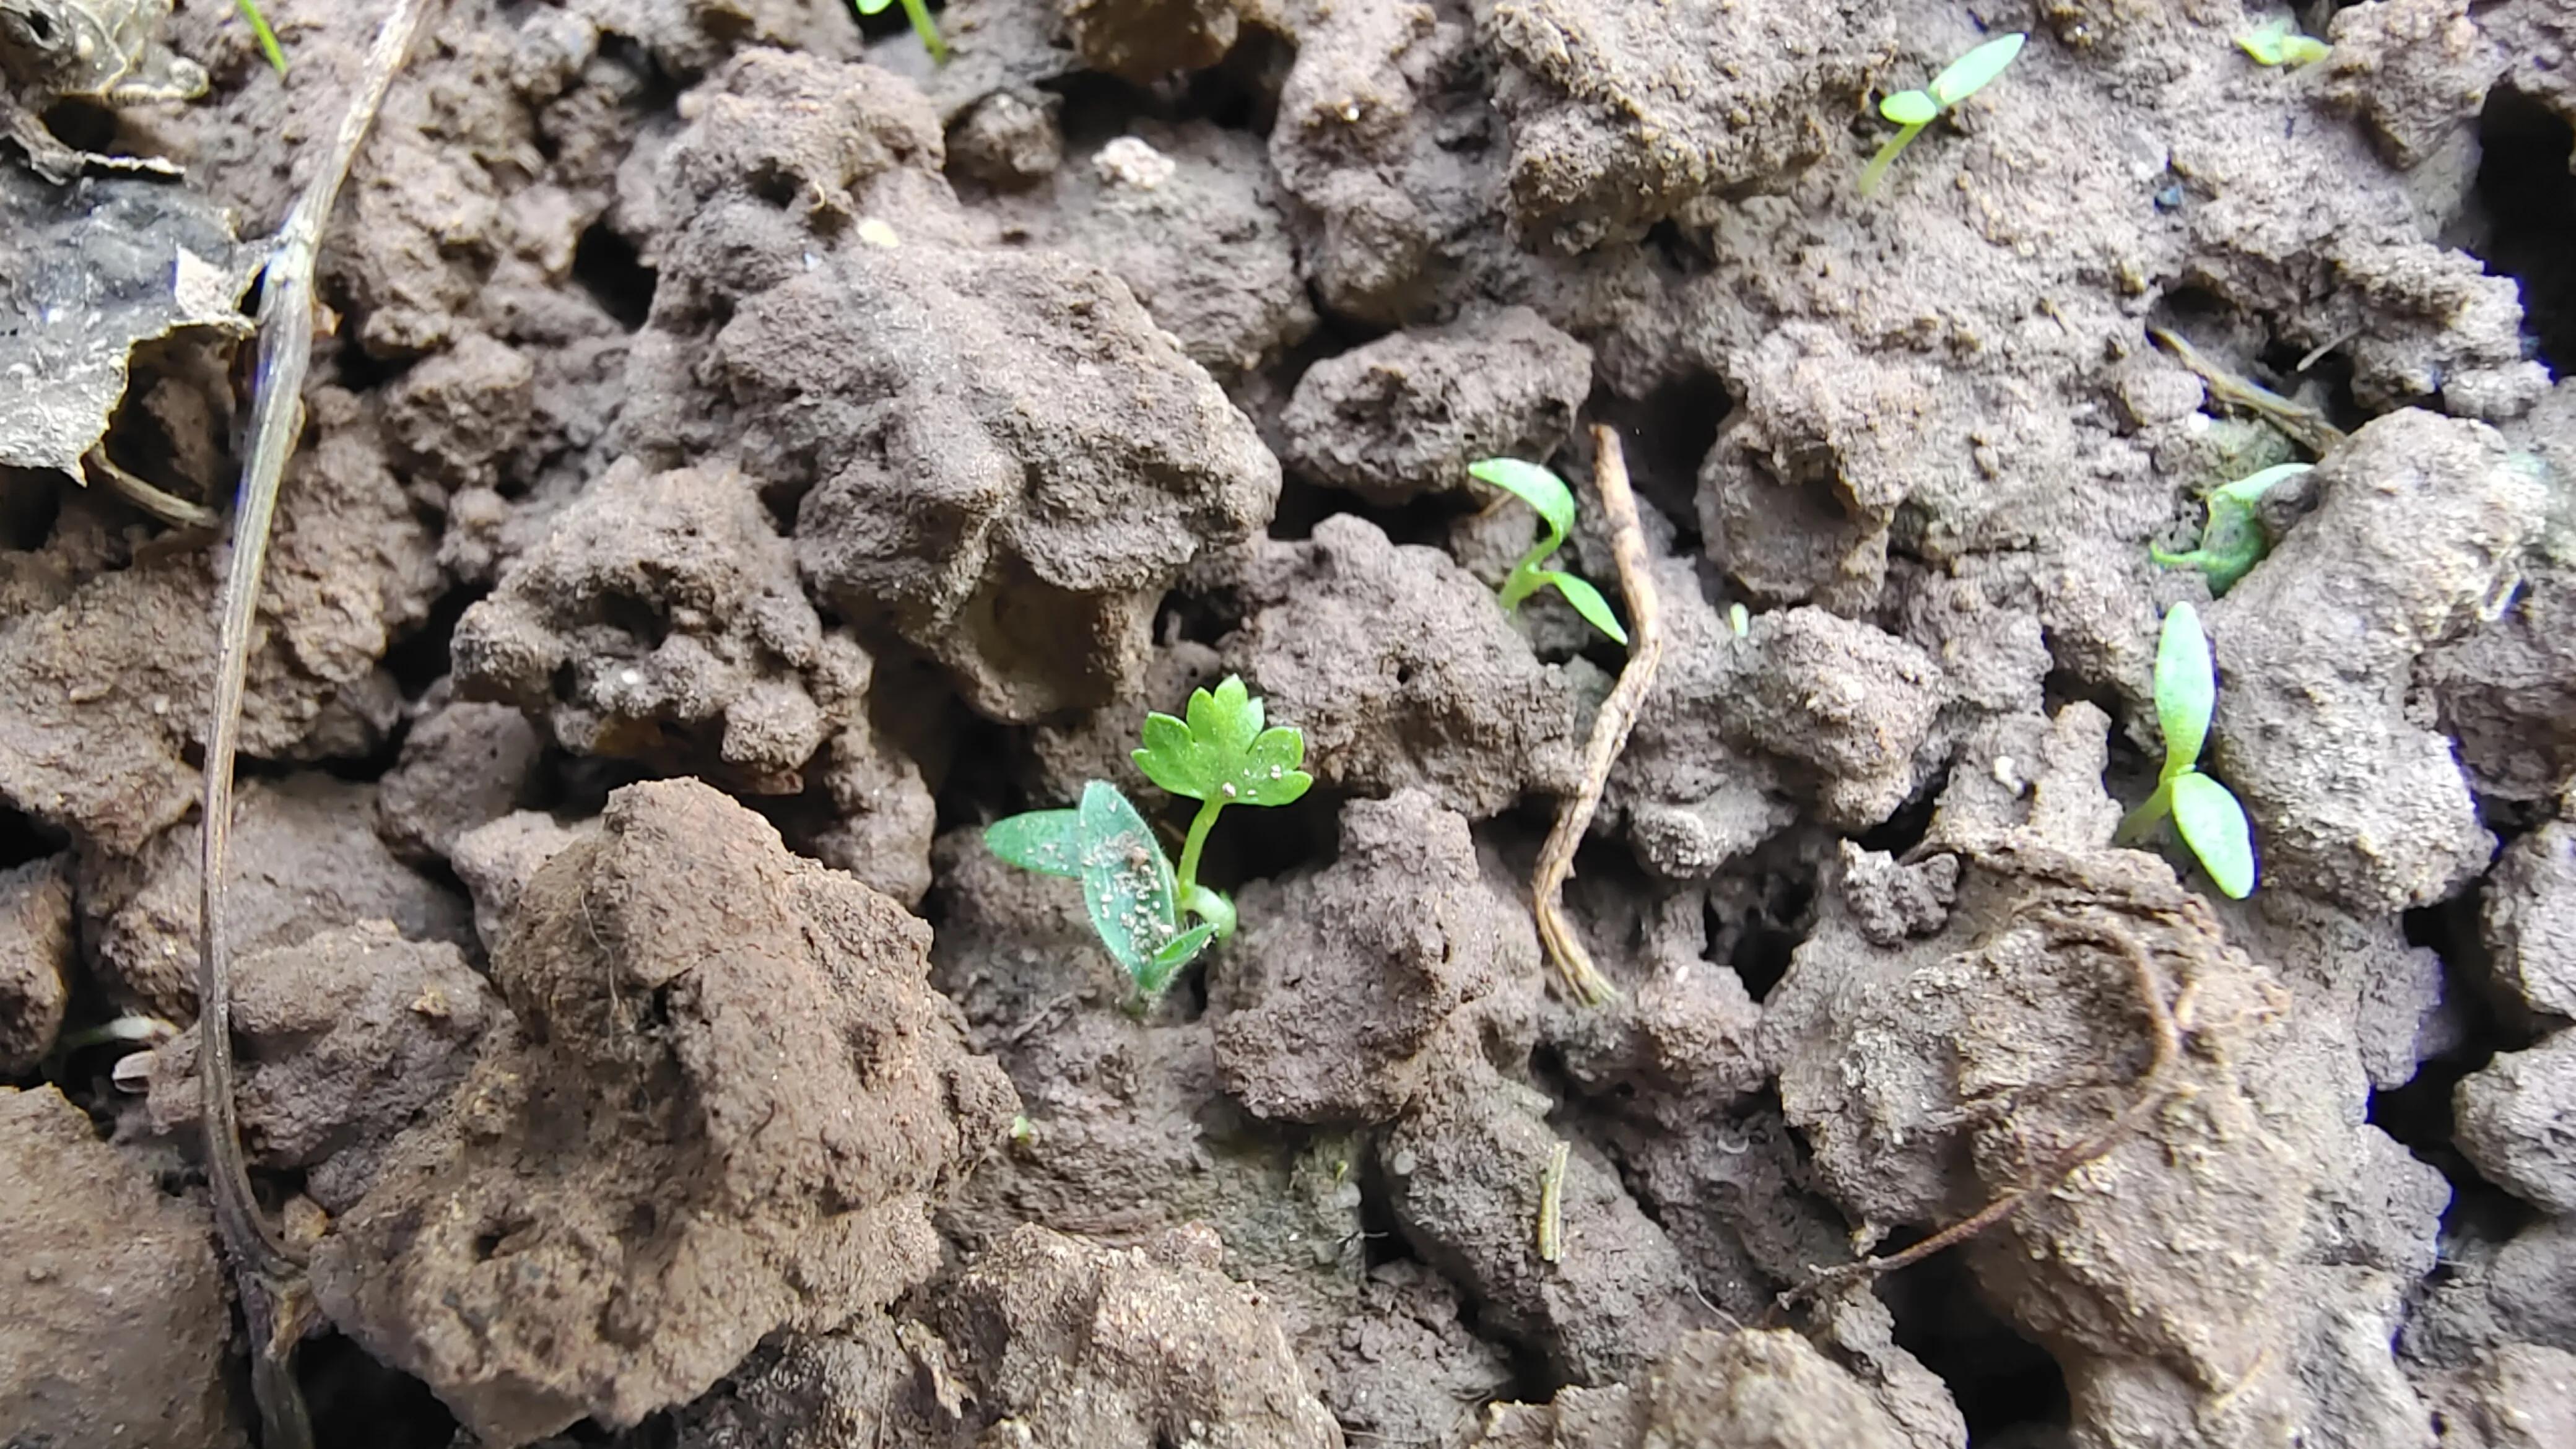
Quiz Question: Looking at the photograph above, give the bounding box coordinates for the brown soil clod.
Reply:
[1779,904,2191,1308]
[1531,425,1666,1007]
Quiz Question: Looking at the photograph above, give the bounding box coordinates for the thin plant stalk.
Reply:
[1531,427,1665,1006]
[236,1,290,74]
[1858,121,1923,195]
[199,3,426,1445]
[897,0,949,61]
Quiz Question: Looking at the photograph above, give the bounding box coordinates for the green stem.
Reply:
[1177,797,1224,908]
[897,0,950,61]
[1859,122,1925,196]
[1499,542,1556,611]
[2115,778,2175,846]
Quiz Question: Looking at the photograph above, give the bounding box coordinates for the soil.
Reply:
[2,1,2575,1447]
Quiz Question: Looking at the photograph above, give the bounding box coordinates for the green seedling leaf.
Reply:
[1469,458,1575,545]
[2154,602,2215,780]
[1926,32,2026,108]
[2237,18,2328,68]
[2152,462,2308,595]
[2170,772,2257,899]
[1133,674,1315,809]
[985,809,1082,877]
[1076,781,1183,988]
[1536,570,1631,646]
[235,1,289,74]
[1138,921,1220,996]
[1881,90,1939,126]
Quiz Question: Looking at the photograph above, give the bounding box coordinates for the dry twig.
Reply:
[1530,427,1665,1006]
[196,4,429,1445]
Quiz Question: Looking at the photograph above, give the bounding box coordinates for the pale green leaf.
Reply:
[853,0,894,12]
[1133,675,1311,807]
[1539,570,1630,646]
[2154,602,2215,780]
[1928,33,2026,109]
[2171,772,2258,899]
[986,809,1082,878]
[1138,922,1219,996]
[1076,782,1180,986]
[1469,458,1575,548]
[1881,90,1939,126]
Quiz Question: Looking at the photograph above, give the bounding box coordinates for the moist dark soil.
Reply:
[4,2,2576,1447]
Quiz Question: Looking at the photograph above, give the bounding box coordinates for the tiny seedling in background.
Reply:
[236,1,289,74]
[2116,602,2257,899]
[850,0,950,63]
[1468,458,1631,646]
[2152,461,2308,596]
[986,676,1310,999]
[2236,17,2330,67]
[1861,32,2026,196]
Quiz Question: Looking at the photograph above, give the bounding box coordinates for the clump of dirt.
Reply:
[308,780,1017,1443]
[0,1086,242,1449]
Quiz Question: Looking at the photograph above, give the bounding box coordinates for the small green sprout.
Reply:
[2117,602,2257,899]
[1728,602,1751,637]
[235,1,289,74]
[2152,461,2307,596]
[986,676,1310,999]
[1861,32,2026,196]
[2236,17,2330,68]
[1468,458,1630,646]
[850,0,950,63]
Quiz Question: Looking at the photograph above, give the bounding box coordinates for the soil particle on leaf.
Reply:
[142,922,503,1213]
[1222,514,1595,819]
[2453,1030,2576,1215]
[310,780,1018,1445]
[1212,790,1540,1125]
[0,853,74,1075]
[80,774,474,1019]
[2210,411,2549,913]
[1281,307,1593,505]
[0,1085,243,1449]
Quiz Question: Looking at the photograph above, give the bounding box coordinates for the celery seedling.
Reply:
[1861,32,2026,196]
[2152,461,2307,596]
[2116,602,2256,899]
[2236,17,2329,68]
[850,0,949,63]
[1468,458,1630,646]
[235,1,289,74]
[986,676,1310,998]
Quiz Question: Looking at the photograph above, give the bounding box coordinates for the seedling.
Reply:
[235,1,287,74]
[1861,32,2026,196]
[1467,458,1630,646]
[2152,461,2308,596]
[986,676,1310,998]
[2116,602,2256,899]
[2236,17,2329,68]
[850,0,949,63]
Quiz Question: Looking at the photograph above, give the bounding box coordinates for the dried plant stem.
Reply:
[198,4,427,1445]
[1780,909,2188,1307]
[1531,427,1665,1007]
[2149,325,2345,454]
